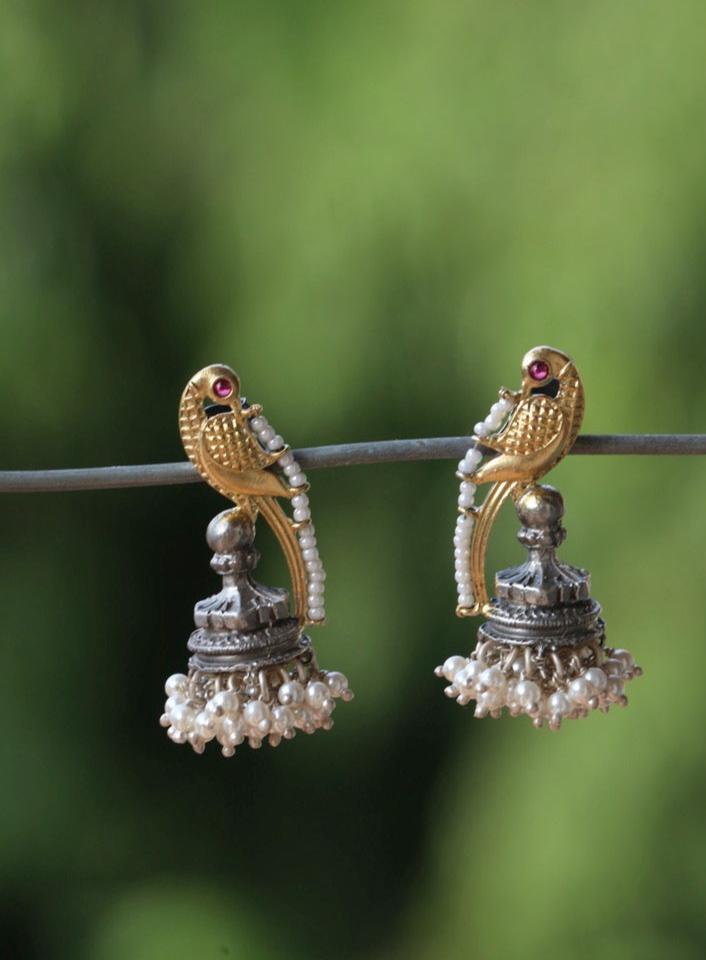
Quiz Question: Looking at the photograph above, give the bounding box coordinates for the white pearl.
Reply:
[607,677,625,698]
[320,696,337,717]
[294,508,311,522]
[454,661,481,690]
[458,593,474,606]
[308,581,325,596]
[299,535,317,549]
[221,715,246,745]
[306,681,331,710]
[243,700,271,734]
[306,561,323,574]
[250,416,266,432]
[515,679,541,707]
[584,667,607,692]
[302,547,319,562]
[278,451,294,468]
[278,680,305,705]
[612,649,635,671]
[602,658,624,677]
[309,569,326,582]
[168,727,188,744]
[474,421,490,437]
[194,711,216,740]
[267,434,285,450]
[164,673,188,697]
[480,689,503,711]
[283,462,300,477]
[325,671,349,697]
[164,694,186,713]
[289,473,306,487]
[257,425,275,443]
[568,677,590,704]
[547,691,570,716]
[272,704,295,733]
[170,704,196,733]
[441,655,466,682]
[292,494,309,509]
[308,606,325,620]
[206,690,240,715]
[458,491,474,509]
[462,448,482,472]
[479,666,507,693]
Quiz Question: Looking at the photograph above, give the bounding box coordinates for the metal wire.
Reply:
[0,434,705,493]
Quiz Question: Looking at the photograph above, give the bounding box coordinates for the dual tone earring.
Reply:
[437,346,642,729]
[160,364,352,756]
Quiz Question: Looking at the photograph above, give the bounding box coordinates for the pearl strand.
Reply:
[248,413,326,622]
[454,395,514,608]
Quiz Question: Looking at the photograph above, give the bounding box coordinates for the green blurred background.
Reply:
[2,1,706,958]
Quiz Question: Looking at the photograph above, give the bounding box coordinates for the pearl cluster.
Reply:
[454,394,515,609]
[248,411,326,622]
[435,640,641,730]
[160,664,353,756]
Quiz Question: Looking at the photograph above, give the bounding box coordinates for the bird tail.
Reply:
[466,480,521,615]
[257,497,308,622]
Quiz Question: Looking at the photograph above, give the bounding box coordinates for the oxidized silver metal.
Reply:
[478,485,605,651]
[187,509,310,673]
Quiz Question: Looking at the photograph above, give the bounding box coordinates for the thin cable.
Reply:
[0,434,705,493]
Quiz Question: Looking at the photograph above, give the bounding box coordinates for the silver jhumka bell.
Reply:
[161,509,352,756]
[437,484,641,729]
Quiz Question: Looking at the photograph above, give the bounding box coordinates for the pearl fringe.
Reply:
[434,642,641,730]
[161,666,353,756]
[247,413,326,622]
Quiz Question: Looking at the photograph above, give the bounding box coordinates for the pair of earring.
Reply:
[161,347,641,757]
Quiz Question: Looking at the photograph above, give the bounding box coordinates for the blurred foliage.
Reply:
[1,1,706,958]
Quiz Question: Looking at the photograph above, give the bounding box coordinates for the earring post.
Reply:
[1,434,705,493]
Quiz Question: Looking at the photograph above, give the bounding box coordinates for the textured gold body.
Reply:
[460,350,584,617]
[179,369,310,622]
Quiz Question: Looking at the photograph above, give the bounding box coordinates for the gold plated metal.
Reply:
[179,364,311,623]
[460,347,584,616]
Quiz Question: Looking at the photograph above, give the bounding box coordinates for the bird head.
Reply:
[186,363,243,416]
[519,346,575,398]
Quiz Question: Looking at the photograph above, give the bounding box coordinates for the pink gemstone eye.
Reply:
[212,377,234,399]
[528,359,550,382]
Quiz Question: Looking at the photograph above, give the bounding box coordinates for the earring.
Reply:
[161,364,352,756]
[437,346,641,729]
